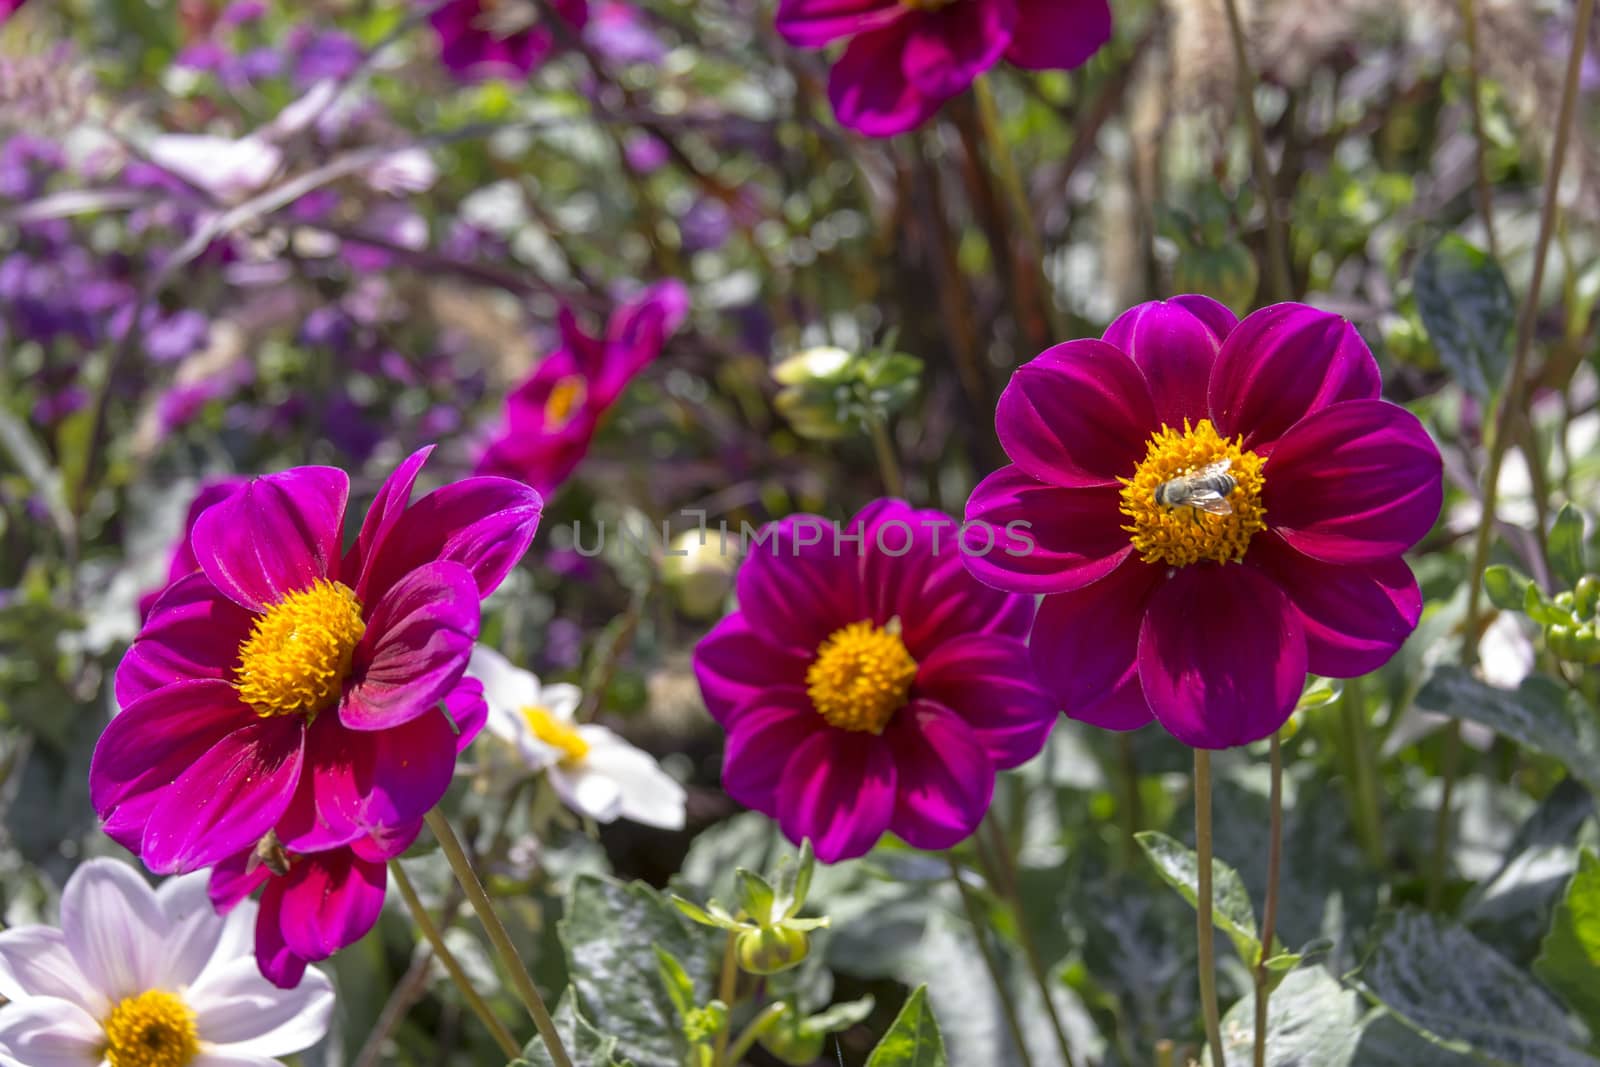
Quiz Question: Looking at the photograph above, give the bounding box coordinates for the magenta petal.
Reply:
[1137,565,1307,749]
[721,691,819,813]
[141,717,306,874]
[777,730,897,863]
[275,850,386,964]
[1249,533,1422,677]
[1207,303,1381,448]
[693,613,811,726]
[191,466,348,613]
[1074,673,1156,732]
[342,446,433,594]
[1264,399,1443,564]
[1004,0,1112,70]
[735,514,866,652]
[912,635,1057,769]
[275,716,364,854]
[1029,556,1161,715]
[91,679,255,851]
[998,338,1156,487]
[962,467,1132,594]
[444,675,488,752]
[592,279,690,407]
[357,477,542,604]
[900,1,1015,100]
[829,21,944,137]
[208,850,271,913]
[254,885,308,990]
[775,0,905,47]
[1102,297,1234,430]
[352,818,423,862]
[352,709,458,832]
[343,561,479,731]
[884,701,994,850]
[116,573,255,707]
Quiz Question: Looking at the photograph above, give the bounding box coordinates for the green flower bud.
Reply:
[1548,623,1577,661]
[1555,591,1577,613]
[1574,623,1600,664]
[1575,575,1599,619]
[759,1005,824,1066]
[736,924,810,975]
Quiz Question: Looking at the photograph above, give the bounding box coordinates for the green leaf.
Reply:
[1356,911,1600,1067]
[1206,967,1364,1067]
[1416,667,1600,796]
[510,993,624,1067]
[1534,850,1600,1035]
[735,868,778,924]
[561,875,722,1067]
[1134,831,1261,966]
[654,945,697,1022]
[1414,235,1515,398]
[1484,565,1532,612]
[1550,506,1590,589]
[866,986,948,1067]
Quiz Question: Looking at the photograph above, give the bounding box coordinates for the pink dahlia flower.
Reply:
[90,447,541,876]
[693,500,1056,863]
[427,0,589,83]
[138,477,248,622]
[964,298,1443,749]
[776,0,1112,137]
[477,280,689,496]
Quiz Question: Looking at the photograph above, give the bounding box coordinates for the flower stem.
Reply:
[1252,734,1284,1067]
[1458,0,1499,259]
[1339,677,1385,871]
[425,809,573,1067]
[946,852,1035,1067]
[868,413,906,498]
[388,860,522,1060]
[712,931,738,1067]
[724,1002,786,1066]
[1194,750,1225,1066]
[1219,0,1292,302]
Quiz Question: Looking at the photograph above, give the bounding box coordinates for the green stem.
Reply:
[425,810,573,1067]
[1219,0,1292,301]
[946,852,1035,1067]
[1459,0,1500,259]
[724,1002,786,1066]
[1194,751,1225,1065]
[1252,735,1284,1067]
[1117,733,1144,869]
[388,860,522,1060]
[1340,677,1385,870]
[868,414,906,498]
[712,931,738,1066]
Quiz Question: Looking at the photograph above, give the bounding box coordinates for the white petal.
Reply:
[146,135,281,202]
[0,996,104,1067]
[0,927,99,1015]
[366,147,438,195]
[543,684,584,722]
[468,645,542,714]
[550,765,624,823]
[581,735,687,830]
[61,858,168,1003]
[190,957,333,1055]
[156,871,233,988]
[192,1053,282,1067]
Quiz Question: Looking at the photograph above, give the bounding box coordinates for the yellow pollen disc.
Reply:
[806,619,919,734]
[1119,418,1267,567]
[103,990,200,1067]
[235,579,366,719]
[544,375,588,429]
[523,706,590,764]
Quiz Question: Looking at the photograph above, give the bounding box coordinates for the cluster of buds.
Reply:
[771,342,922,442]
[1486,565,1600,666]
[671,840,828,976]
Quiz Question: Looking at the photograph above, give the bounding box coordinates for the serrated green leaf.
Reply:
[509,993,624,1067]
[1206,967,1363,1067]
[1534,850,1600,1035]
[1414,235,1515,398]
[866,986,948,1067]
[1550,506,1590,589]
[1416,667,1600,796]
[1135,831,1261,966]
[1484,565,1531,612]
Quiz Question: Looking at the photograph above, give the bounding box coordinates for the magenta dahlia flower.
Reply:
[963,298,1443,749]
[90,447,541,875]
[427,0,589,83]
[477,280,689,495]
[776,0,1112,137]
[693,500,1056,863]
[138,477,247,621]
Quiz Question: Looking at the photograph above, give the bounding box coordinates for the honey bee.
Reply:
[247,829,292,878]
[1153,458,1237,517]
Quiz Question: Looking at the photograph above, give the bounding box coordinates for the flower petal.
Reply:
[156,871,234,988]
[735,514,866,653]
[900,1,1015,101]
[1101,296,1234,430]
[721,690,820,813]
[118,573,256,707]
[60,858,167,1004]
[550,764,625,822]
[777,730,897,863]
[1028,556,1160,718]
[592,279,690,406]
[579,731,687,830]
[191,466,349,613]
[693,613,812,726]
[273,851,386,964]
[828,22,944,137]
[1137,564,1307,749]
[1248,532,1422,677]
[0,927,94,1013]
[467,643,542,713]
[962,467,1132,594]
[342,445,433,596]
[188,956,333,1055]
[0,997,104,1067]
[996,338,1156,488]
[141,718,306,875]
[1004,0,1113,70]
[775,0,905,47]
[883,701,995,851]
[343,560,480,731]
[253,883,307,990]
[444,675,489,753]
[1263,399,1443,564]
[1208,303,1381,449]
[912,635,1057,768]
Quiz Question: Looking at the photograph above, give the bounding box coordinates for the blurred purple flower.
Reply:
[586,1,666,65]
[426,0,589,83]
[292,29,364,86]
[623,132,669,173]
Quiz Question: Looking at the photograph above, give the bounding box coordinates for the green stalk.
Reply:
[1252,735,1284,1067]
[1194,751,1225,1065]
[946,852,1035,1067]
[1219,0,1292,301]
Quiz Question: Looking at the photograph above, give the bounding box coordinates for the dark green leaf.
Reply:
[865,986,948,1067]
[1550,506,1590,589]
[510,994,624,1067]
[1416,667,1600,795]
[1206,967,1363,1067]
[1135,830,1261,965]
[1484,565,1532,612]
[1534,850,1600,1035]
[1414,235,1515,398]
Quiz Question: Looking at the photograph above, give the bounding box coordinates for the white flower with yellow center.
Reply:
[469,645,687,830]
[0,859,332,1067]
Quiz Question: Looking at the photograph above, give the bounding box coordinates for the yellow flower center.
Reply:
[1118,418,1267,567]
[523,706,590,764]
[806,619,918,734]
[103,990,199,1067]
[235,579,366,719]
[544,375,588,429]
